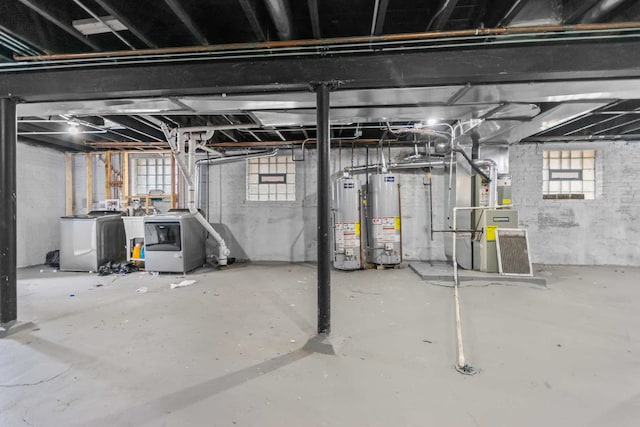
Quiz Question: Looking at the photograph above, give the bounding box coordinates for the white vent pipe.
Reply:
[162,124,230,265]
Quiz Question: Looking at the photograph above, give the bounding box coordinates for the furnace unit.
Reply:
[472,209,519,273]
[144,210,206,274]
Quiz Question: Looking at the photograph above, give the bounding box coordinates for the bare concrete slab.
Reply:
[1,263,638,426]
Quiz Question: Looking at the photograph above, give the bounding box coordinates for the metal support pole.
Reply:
[315,83,331,335]
[0,97,17,324]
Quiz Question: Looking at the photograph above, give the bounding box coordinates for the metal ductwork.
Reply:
[264,0,294,40]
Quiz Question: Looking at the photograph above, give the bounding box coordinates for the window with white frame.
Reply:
[133,155,173,195]
[246,155,296,201]
[542,149,595,200]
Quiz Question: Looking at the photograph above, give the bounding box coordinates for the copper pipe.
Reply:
[14,21,640,62]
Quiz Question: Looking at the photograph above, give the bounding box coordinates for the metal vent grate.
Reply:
[496,229,533,276]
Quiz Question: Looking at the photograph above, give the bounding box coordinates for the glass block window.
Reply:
[543,150,595,200]
[247,155,296,201]
[133,155,172,195]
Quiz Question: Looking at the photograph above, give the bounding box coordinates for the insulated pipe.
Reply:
[0,97,17,324]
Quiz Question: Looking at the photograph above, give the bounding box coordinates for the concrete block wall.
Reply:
[16,142,66,267]
[510,141,640,266]
[205,147,448,262]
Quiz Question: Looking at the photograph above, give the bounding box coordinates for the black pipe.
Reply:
[0,98,17,324]
[452,148,491,182]
[315,83,331,335]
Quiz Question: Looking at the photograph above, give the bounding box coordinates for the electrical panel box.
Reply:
[473,209,518,273]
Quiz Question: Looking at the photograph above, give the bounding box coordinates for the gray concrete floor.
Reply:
[1,262,639,427]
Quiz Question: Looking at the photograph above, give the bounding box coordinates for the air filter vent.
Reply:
[496,229,533,276]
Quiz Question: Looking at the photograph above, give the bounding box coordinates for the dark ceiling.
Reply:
[3,0,640,151]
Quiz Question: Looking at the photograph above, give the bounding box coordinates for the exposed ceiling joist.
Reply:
[371,0,389,36]
[72,0,134,50]
[93,0,157,49]
[471,0,489,29]
[238,0,267,41]
[307,0,321,39]
[427,0,460,31]
[496,0,530,27]
[17,0,101,51]
[163,0,208,46]
[19,130,90,151]
[99,115,166,141]
[0,23,45,56]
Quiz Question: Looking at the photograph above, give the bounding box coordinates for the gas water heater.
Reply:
[366,173,402,266]
[333,177,363,270]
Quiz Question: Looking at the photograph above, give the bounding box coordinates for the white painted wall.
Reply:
[205,147,448,262]
[16,142,66,267]
[511,141,640,266]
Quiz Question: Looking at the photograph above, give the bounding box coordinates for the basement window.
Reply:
[247,155,296,201]
[132,155,173,195]
[542,150,595,200]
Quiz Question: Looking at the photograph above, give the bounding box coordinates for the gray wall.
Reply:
[16,142,66,267]
[205,147,448,262]
[511,141,640,266]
